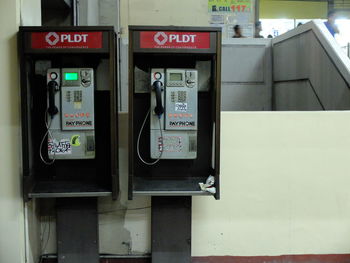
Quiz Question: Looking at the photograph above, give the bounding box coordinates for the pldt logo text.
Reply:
[153,32,197,45]
[45,32,89,46]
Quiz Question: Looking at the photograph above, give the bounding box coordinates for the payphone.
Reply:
[151,68,198,160]
[42,68,95,163]
[139,68,198,162]
[20,26,118,263]
[19,26,118,199]
[129,26,221,263]
[129,26,221,197]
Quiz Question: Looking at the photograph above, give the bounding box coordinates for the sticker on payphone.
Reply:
[175,102,188,112]
[48,138,72,155]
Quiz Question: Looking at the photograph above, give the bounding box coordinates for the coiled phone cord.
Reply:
[39,110,56,165]
[137,109,163,165]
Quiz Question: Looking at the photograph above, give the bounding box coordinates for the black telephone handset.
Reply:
[47,80,59,118]
[153,80,164,118]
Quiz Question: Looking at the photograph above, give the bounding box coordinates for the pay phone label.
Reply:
[65,120,93,128]
[175,103,187,112]
[169,121,196,127]
[48,139,72,155]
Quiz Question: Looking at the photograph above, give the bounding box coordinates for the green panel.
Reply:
[65,72,79,81]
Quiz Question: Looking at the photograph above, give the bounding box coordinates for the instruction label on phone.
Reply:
[175,103,187,112]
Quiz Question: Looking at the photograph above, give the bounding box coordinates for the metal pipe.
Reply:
[72,0,79,26]
[24,203,29,263]
[117,0,122,111]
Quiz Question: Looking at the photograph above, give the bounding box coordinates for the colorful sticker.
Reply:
[208,0,252,13]
[48,139,72,155]
[71,135,81,147]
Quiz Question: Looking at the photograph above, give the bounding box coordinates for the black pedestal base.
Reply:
[56,198,99,263]
[151,196,192,263]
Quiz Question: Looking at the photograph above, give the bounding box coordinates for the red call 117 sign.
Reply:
[31,32,103,49]
[140,31,211,49]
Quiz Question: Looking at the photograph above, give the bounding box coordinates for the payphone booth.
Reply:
[19,27,118,263]
[128,26,221,263]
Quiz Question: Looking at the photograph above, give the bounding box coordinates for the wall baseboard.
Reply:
[42,254,350,263]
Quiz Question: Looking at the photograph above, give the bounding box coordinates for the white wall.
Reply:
[193,111,350,256]
[0,1,41,263]
[20,0,41,26]
[0,0,25,263]
[21,1,42,262]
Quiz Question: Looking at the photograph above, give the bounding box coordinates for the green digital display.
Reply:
[170,73,182,81]
[65,72,78,81]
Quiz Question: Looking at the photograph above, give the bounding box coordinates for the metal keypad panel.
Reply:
[150,130,197,159]
[150,68,198,159]
[61,68,95,131]
[46,68,96,160]
[165,69,198,131]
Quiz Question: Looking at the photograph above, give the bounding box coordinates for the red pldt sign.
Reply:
[31,32,103,49]
[140,31,210,49]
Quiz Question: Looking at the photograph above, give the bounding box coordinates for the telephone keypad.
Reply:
[177,91,187,102]
[74,90,83,103]
[66,91,71,102]
[171,91,176,102]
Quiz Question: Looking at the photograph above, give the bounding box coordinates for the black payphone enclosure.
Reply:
[128,26,221,200]
[19,26,119,201]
